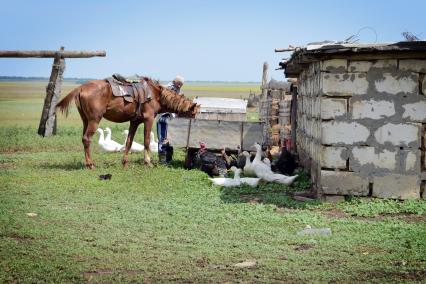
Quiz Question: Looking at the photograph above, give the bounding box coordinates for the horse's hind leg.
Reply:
[77,104,96,169]
[143,117,154,167]
[122,121,140,168]
[77,106,91,169]
[82,120,100,169]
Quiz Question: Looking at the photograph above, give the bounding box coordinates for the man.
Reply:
[157,75,185,164]
[166,75,184,93]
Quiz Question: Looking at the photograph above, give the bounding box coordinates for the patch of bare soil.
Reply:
[239,195,264,205]
[294,243,315,251]
[358,269,426,282]
[275,207,299,215]
[83,269,144,280]
[2,233,34,242]
[239,192,294,206]
[353,213,426,223]
[356,245,389,254]
[320,208,349,219]
[0,162,16,169]
[320,209,426,223]
[196,257,209,268]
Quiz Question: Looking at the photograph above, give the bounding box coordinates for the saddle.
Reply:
[106,74,152,117]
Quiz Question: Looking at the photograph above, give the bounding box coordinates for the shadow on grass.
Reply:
[164,159,186,169]
[219,171,320,209]
[37,161,86,170]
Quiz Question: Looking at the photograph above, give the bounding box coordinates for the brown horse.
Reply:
[56,77,199,168]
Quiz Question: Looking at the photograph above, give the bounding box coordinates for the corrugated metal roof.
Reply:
[193,97,247,114]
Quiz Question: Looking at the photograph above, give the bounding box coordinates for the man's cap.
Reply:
[174,75,184,84]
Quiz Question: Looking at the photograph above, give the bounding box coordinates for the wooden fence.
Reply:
[0,47,106,136]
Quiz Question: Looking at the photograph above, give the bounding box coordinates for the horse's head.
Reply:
[191,104,201,117]
[156,84,200,118]
[178,103,200,118]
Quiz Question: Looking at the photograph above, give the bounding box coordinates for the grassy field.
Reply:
[1,80,426,283]
[0,80,259,128]
[181,81,259,99]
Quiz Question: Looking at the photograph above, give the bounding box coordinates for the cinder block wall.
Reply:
[297,59,426,199]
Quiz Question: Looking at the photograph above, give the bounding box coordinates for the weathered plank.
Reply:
[167,118,264,151]
[274,48,296,52]
[0,50,106,58]
[242,122,263,151]
[167,118,190,147]
[290,88,298,152]
[261,62,268,99]
[188,120,241,149]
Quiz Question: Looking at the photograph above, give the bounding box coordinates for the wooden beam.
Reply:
[0,50,106,58]
[261,62,268,99]
[274,48,295,52]
[286,78,298,84]
[290,88,298,153]
[322,51,426,61]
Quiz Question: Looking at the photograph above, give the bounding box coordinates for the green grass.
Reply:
[0,81,426,282]
[335,197,426,217]
[182,82,260,94]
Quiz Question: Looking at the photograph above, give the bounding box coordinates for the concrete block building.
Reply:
[281,41,426,199]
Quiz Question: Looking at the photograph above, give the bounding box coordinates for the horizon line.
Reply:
[0,75,261,84]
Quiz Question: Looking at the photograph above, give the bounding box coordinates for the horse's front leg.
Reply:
[83,120,99,169]
[122,121,139,168]
[143,117,154,167]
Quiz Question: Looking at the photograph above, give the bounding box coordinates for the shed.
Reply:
[279,41,426,200]
[193,97,247,121]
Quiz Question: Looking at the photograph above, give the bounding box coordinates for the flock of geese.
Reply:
[96,127,158,153]
[96,129,297,188]
[209,143,298,188]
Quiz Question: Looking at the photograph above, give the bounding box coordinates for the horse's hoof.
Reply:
[144,161,154,168]
[86,164,95,170]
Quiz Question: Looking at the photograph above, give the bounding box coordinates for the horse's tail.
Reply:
[56,87,80,117]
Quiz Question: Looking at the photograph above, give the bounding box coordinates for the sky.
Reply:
[0,0,425,82]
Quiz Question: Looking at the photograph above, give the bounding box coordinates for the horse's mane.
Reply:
[142,77,197,113]
[142,77,161,87]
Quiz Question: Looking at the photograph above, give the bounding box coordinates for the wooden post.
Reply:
[258,62,271,146]
[184,118,193,168]
[37,47,66,136]
[290,85,298,153]
[261,62,268,99]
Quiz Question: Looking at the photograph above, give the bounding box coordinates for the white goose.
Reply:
[209,166,241,187]
[149,132,158,153]
[269,172,298,185]
[242,151,256,177]
[96,128,122,152]
[104,127,125,151]
[263,158,272,169]
[252,143,298,185]
[122,130,144,152]
[240,175,261,187]
[251,143,272,175]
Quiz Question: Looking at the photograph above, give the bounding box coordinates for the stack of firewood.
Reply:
[269,124,281,146]
[270,98,280,126]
